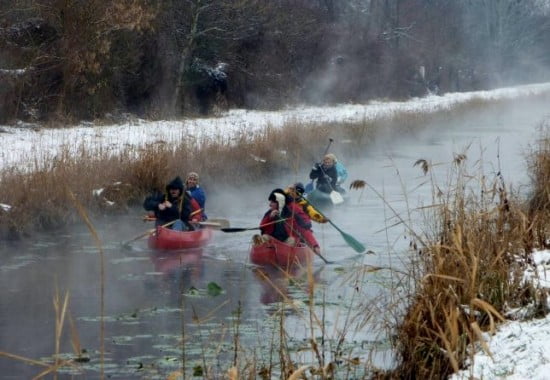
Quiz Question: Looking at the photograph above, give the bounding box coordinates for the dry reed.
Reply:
[379,123,550,379]
[1,94,547,238]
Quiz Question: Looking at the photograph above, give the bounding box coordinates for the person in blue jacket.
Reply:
[185,172,207,220]
[333,154,348,193]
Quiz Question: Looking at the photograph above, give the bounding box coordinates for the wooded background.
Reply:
[1,0,549,124]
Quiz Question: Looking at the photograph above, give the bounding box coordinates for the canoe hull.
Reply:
[306,188,347,211]
[148,226,213,250]
[250,235,313,268]
[306,189,333,211]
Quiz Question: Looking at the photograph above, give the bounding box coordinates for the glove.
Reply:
[313,162,321,170]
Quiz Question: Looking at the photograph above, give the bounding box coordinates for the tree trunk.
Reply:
[171,0,202,116]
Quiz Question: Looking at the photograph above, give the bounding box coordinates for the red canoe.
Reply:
[249,235,314,268]
[148,226,213,250]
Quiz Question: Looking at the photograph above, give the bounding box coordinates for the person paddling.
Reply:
[259,188,321,255]
[286,182,329,224]
[143,176,203,231]
[309,153,339,194]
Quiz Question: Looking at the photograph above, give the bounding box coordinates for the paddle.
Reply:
[309,245,333,264]
[205,218,230,228]
[221,226,262,233]
[122,220,177,247]
[326,219,365,253]
[193,221,225,229]
[278,218,333,264]
[329,189,344,205]
[221,219,286,233]
[143,216,230,229]
[302,198,366,253]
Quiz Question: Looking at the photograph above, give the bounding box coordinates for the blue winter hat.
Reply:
[294,182,305,195]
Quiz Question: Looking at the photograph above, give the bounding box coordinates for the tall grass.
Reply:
[381,123,550,379]
[0,119,367,237]
[527,122,550,248]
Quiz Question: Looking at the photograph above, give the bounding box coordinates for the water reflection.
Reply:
[147,249,204,302]
[150,248,204,275]
[252,264,323,305]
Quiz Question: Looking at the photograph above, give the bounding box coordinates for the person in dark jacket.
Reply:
[309,153,338,194]
[143,176,203,231]
[185,171,207,220]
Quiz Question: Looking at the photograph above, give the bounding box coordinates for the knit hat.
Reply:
[294,182,305,195]
[187,172,199,180]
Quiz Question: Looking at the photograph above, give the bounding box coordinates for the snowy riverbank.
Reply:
[451,249,550,380]
[2,82,550,173]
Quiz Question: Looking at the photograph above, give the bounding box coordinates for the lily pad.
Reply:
[193,365,204,376]
[207,282,223,296]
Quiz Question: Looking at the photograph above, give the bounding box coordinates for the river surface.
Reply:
[0,95,549,379]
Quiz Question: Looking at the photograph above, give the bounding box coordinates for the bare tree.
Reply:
[154,0,269,116]
[0,0,155,121]
[462,0,550,85]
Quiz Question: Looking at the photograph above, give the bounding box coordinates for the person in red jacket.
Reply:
[260,188,321,254]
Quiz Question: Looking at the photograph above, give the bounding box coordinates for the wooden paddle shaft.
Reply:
[220,218,289,233]
[143,207,202,221]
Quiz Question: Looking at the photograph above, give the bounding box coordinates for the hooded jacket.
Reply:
[143,176,203,228]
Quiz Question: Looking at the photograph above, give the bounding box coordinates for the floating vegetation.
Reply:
[134,334,154,339]
[111,335,135,345]
[184,282,225,298]
[111,256,150,264]
[207,281,223,296]
[78,306,181,324]
[0,259,36,272]
[151,344,182,355]
[118,273,148,281]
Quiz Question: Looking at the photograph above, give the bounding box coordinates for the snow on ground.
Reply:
[451,249,550,380]
[1,82,550,173]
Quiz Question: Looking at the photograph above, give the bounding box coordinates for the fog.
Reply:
[208,95,549,262]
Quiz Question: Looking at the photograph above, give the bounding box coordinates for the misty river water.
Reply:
[1,94,549,378]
